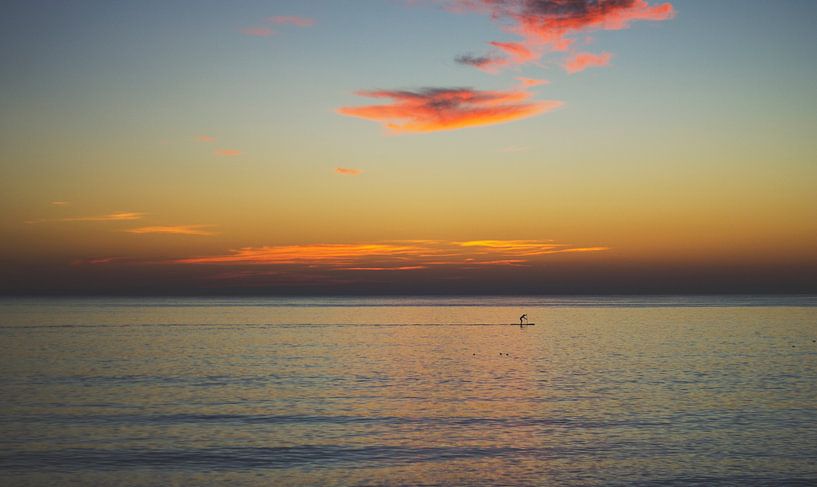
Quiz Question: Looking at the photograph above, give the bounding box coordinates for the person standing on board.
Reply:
[519,314,528,326]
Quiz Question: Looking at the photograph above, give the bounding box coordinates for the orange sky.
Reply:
[1,1,816,294]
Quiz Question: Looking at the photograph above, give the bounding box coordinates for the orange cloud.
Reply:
[450,0,673,70]
[50,201,69,206]
[489,41,537,64]
[196,135,215,143]
[269,16,315,27]
[125,225,217,236]
[456,0,673,48]
[338,87,561,133]
[177,243,432,266]
[564,51,612,73]
[338,266,427,271]
[516,77,549,88]
[26,211,146,224]
[70,257,133,266]
[173,240,608,270]
[335,167,363,176]
[455,42,537,72]
[458,240,610,256]
[241,26,275,37]
[215,149,242,157]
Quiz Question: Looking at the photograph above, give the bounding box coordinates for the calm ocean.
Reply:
[1,296,816,486]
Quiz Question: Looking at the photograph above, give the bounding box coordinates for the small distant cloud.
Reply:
[489,41,537,64]
[241,26,275,37]
[26,211,146,224]
[456,42,538,73]
[125,225,217,236]
[215,149,242,157]
[336,167,363,176]
[516,77,549,88]
[196,135,215,143]
[50,201,69,206]
[269,16,315,27]
[338,87,561,134]
[564,52,612,73]
[241,15,313,39]
[70,257,129,266]
[454,53,507,72]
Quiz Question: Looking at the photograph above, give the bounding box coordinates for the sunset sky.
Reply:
[1,0,816,294]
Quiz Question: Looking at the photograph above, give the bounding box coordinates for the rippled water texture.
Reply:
[1,296,816,486]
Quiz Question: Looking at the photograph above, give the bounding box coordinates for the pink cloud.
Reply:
[196,135,215,143]
[215,149,242,157]
[516,77,549,88]
[455,0,673,45]
[489,41,537,64]
[338,87,561,133]
[564,52,612,73]
[269,16,316,27]
[335,167,363,175]
[449,0,673,69]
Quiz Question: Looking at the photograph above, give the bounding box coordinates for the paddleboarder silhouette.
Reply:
[519,314,528,326]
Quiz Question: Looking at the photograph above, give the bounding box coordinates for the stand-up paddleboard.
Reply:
[515,323,535,326]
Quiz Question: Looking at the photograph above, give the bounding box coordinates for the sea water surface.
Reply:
[1,296,816,486]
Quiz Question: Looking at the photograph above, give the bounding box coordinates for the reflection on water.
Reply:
[1,297,816,486]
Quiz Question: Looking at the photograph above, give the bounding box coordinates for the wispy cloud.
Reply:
[26,211,145,224]
[215,149,242,157]
[338,87,561,133]
[335,167,363,175]
[241,26,275,37]
[269,16,315,27]
[516,77,549,88]
[196,135,215,143]
[564,51,612,73]
[490,41,537,64]
[339,266,428,272]
[70,256,133,266]
[455,42,536,72]
[456,239,606,256]
[454,53,507,72]
[172,239,608,270]
[50,201,69,206]
[125,225,217,236]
